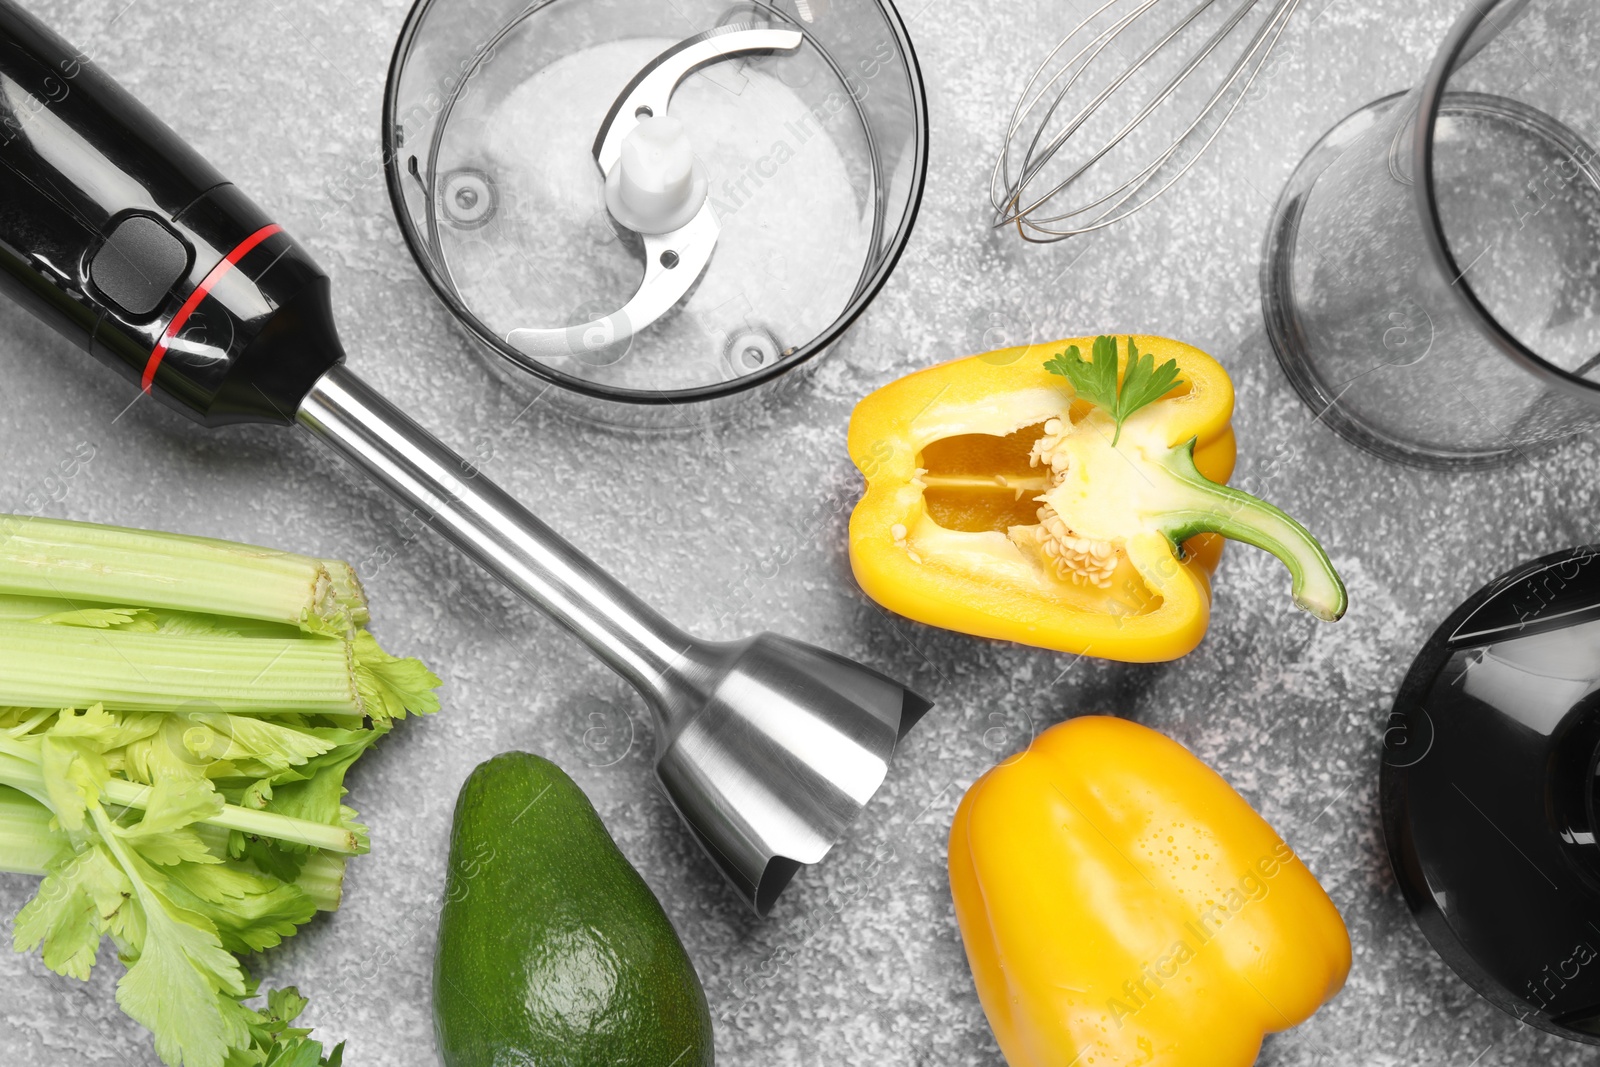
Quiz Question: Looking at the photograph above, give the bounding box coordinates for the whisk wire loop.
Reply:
[993,0,1304,242]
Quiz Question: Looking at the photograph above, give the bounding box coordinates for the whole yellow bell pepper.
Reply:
[949,716,1351,1067]
[847,336,1345,662]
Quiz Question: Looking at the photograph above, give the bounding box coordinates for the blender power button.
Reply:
[88,213,191,318]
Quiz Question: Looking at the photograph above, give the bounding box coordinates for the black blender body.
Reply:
[0,0,341,424]
[1383,546,1600,1042]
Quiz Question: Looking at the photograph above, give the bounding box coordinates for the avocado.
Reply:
[433,752,714,1067]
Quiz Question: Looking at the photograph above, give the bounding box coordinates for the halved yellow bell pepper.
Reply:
[949,716,1351,1067]
[846,336,1344,663]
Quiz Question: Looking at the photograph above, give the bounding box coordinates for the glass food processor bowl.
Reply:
[383,0,927,419]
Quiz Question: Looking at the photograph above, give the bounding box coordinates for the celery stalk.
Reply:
[0,783,58,875]
[0,593,90,620]
[0,619,363,717]
[190,824,347,910]
[0,515,358,634]
[0,787,348,910]
[0,747,362,854]
[114,778,362,853]
[320,558,370,626]
[293,851,348,912]
[0,593,309,638]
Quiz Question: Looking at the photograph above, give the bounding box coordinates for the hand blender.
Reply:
[0,0,928,914]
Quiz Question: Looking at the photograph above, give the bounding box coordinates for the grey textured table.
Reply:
[0,1,1594,1064]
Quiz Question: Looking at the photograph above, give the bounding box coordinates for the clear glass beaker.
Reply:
[1262,0,1600,469]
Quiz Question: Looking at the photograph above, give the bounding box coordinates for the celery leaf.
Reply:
[162,862,316,955]
[257,749,370,856]
[118,779,226,867]
[220,984,344,1067]
[39,705,119,831]
[107,834,253,1067]
[36,607,157,630]
[13,843,125,980]
[353,631,441,723]
[212,717,339,776]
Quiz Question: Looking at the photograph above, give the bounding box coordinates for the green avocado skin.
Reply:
[433,752,714,1067]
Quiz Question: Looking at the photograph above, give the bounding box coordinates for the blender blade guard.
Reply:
[655,633,932,913]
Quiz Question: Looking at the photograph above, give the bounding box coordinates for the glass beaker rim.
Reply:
[1413,0,1600,410]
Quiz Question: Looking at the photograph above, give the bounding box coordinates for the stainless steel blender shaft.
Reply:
[296,364,929,914]
[295,364,691,699]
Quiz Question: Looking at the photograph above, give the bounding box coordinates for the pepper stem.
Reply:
[1151,441,1347,622]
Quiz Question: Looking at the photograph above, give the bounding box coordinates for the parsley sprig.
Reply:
[1043,335,1184,445]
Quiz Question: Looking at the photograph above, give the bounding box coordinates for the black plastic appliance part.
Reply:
[1383,545,1600,1044]
[0,0,343,425]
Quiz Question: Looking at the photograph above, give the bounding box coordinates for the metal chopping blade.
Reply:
[505,24,803,364]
